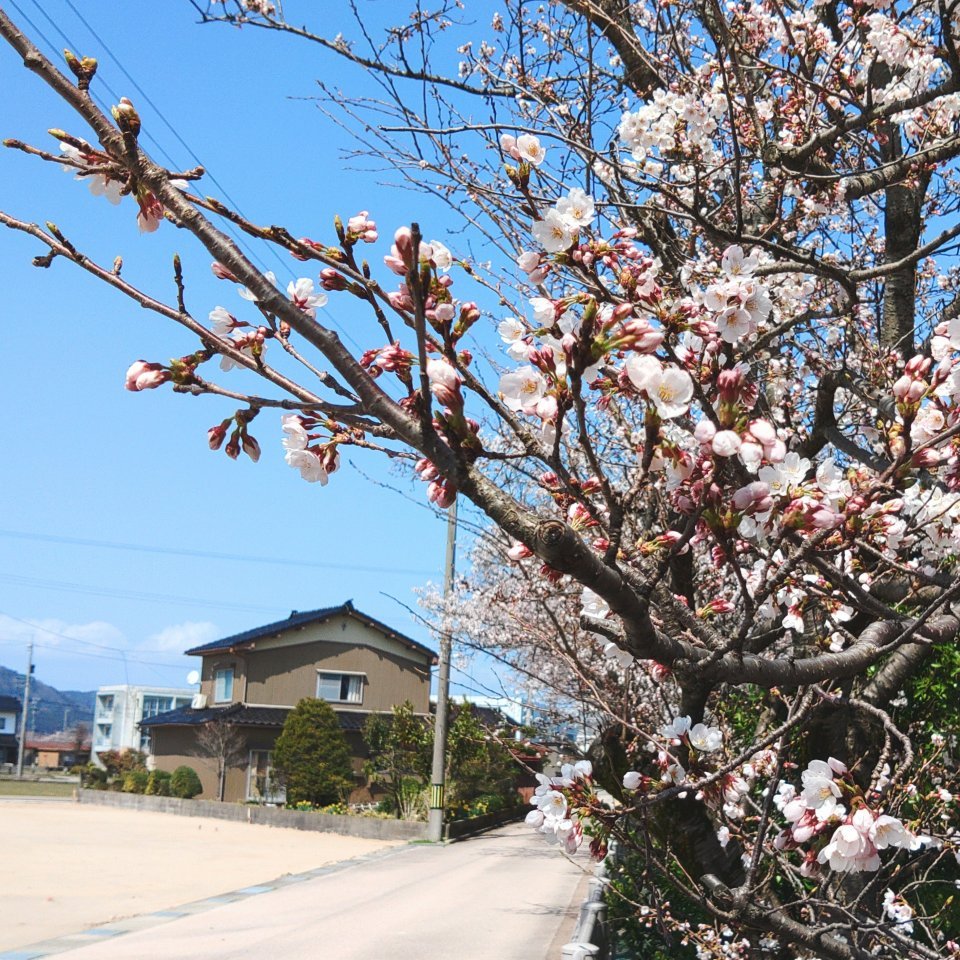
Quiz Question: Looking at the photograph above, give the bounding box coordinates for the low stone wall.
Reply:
[445,804,527,840]
[77,789,429,841]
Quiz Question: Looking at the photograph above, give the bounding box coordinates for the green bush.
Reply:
[273,698,354,806]
[81,764,108,790]
[145,770,172,796]
[121,770,149,794]
[169,765,203,799]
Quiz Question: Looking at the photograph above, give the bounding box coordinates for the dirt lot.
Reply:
[0,800,400,951]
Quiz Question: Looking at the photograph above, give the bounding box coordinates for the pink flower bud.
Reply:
[747,419,777,445]
[712,430,742,457]
[507,541,533,561]
[765,439,787,462]
[207,424,227,450]
[426,358,463,410]
[432,303,456,324]
[415,458,440,482]
[905,355,931,378]
[912,448,941,468]
[527,266,549,284]
[125,360,169,392]
[810,507,841,529]
[892,375,913,400]
[241,434,261,463]
[320,268,347,291]
[211,262,237,281]
[907,380,927,403]
[694,420,717,445]
[384,254,408,276]
[732,481,773,515]
[536,394,558,421]
[393,226,415,268]
[716,367,747,400]
[739,441,763,470]
[517,251,540,274]
[427,479,456,508]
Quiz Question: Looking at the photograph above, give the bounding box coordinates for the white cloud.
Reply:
[146,621,219,654]
[0,614,127,650]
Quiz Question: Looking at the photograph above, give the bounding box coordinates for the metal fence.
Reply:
[560,843,614,960]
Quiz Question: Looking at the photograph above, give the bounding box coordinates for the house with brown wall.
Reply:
[141,601,436,803]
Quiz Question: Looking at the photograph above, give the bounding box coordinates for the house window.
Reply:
[141,695,173,719]
[316,672,363,704]
[246,750,285,803]
[214,668,234,703]
[0,717,6,731]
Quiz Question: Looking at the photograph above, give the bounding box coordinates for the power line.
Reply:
[0,610,209,658]
[56,1,363,350]
[23,0,183,171]
[0,528,436,576]
[0,637,188,670]
[0,571,282,613]
[14,0,288,287]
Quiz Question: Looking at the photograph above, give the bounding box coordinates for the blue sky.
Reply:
[0,1,503,702]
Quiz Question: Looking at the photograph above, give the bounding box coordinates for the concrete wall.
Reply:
[77,788,429,841]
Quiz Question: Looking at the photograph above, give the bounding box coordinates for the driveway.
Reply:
[51,822,587,960]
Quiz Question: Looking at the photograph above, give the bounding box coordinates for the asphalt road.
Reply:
[56,823,588,960]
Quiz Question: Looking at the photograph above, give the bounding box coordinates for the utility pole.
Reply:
[16,643,33,779]
[427,500,457,842]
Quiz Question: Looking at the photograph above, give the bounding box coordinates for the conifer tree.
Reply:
[273,698,354,806]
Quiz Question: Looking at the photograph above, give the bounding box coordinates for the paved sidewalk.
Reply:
[46,823,586,960]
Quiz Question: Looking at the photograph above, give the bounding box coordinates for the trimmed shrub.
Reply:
[145,770,172,796]
[169,765,203,799]
[273,698,354,806]
[121,770,149,794]
[82,763,108,790]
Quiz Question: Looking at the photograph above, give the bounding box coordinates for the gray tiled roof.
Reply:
[140,703,391,733]
[141,703,288,728]
[183,600,436,663]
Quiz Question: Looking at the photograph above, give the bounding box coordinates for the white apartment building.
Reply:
[92,685,194,764]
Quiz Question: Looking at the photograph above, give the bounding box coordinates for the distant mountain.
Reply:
[0,665,95,734]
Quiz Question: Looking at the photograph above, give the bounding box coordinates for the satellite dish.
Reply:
[186,670,200,686]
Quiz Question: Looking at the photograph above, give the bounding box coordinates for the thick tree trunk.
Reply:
[880,126,925,353]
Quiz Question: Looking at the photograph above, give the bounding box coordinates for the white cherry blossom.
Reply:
[625,355,694,419]
[499,365,547,412]
[532,209,577,253]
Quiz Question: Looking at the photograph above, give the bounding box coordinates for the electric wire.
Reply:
[19,0,287,289]
[0,528,437,576]
[56,0,363,350]
[0,572,283,614]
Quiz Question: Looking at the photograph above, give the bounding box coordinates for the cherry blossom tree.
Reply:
[420,520,664,750]
[3,0,960,956]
